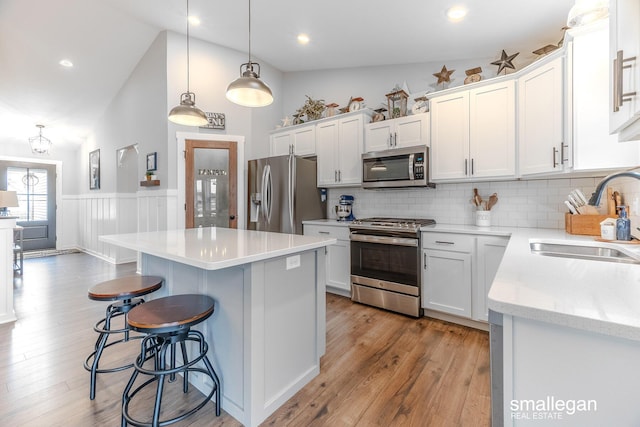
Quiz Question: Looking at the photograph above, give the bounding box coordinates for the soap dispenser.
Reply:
[616,206,631,241]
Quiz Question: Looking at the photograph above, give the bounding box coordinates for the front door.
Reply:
[185,139,238,229]
[0,161,56,250]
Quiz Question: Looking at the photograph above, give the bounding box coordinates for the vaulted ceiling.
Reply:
[0,0,575,146]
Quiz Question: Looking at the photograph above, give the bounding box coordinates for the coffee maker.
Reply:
[335,195,355,221]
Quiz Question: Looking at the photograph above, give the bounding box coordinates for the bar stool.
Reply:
[84,275,164,400]
[121,294,221,427]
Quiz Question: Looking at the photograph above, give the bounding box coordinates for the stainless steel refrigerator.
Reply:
[248,154,326,234]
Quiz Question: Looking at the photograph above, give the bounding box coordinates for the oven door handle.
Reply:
[350,232,418,247]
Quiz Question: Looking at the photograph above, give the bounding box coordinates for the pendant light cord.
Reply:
[186,0,191,93]
[248,0,252,65]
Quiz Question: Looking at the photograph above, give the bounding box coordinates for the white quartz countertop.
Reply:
[302,219,352,227]
[100,227,336,271]
[488,228,640,341]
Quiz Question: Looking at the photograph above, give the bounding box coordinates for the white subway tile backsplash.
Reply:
[327,176,608,229]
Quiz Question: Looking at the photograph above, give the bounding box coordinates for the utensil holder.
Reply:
[475,210,491,227]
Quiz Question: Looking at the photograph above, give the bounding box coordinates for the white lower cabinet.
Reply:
[304,223,351,296]
[421,231,508,326]
[422,233,474,317]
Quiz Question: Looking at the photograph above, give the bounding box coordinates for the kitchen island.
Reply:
[100,227,336,427]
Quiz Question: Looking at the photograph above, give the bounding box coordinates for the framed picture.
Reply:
[146,152,157,171]
[89,149,100,190]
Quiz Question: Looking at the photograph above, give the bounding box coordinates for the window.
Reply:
[7,167,48,221]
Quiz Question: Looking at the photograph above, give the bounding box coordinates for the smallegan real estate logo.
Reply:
[510,396,597,421]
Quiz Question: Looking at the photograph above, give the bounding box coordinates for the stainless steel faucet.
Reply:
[588,170,640,206]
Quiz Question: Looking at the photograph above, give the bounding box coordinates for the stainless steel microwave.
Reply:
[361,145,433,189]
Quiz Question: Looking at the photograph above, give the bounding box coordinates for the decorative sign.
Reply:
[200,112,226,130]
[198,169,228,176]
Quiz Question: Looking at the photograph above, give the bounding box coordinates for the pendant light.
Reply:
[28,124,51,155]
[566,0,609,28]
[226,0,273,107]
[168,0,208,126]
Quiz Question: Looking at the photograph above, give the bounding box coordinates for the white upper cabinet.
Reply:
[609,0,640,140]
[364,114,429,152]
[316,112,369,187]
[518,55,569,176]
[431,80,515,181]
[571,20,640,170]
[269,123,316,157]
[431,91,470,180]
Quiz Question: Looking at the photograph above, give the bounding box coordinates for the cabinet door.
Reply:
[610,0,640,134]
[316,121,339,186]
[364,121,393,152]
[572,22,640,169]
[270,132,292,156]
[469,81,516,178]
[394,114,430,148]
[422,249,472,317]
[430,91,470,180]
[293,125,316,156]
[474,236,508,322]
[337,115,364,185]
[518,57,566,175]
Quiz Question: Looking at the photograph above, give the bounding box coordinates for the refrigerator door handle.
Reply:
[261,165,271,224]
[266,165,273,223]
[289,154,295,232]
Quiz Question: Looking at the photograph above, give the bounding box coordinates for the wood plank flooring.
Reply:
[0,253,490,426]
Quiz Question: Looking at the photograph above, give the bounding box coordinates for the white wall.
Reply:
[281,57,500,120]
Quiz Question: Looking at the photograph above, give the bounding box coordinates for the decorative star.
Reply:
[491,50,519,75]
[433,65,455,85]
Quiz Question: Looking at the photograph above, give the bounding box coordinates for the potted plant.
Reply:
[298,95,325,121]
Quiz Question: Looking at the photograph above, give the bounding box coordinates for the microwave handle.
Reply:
[408,153,415,180]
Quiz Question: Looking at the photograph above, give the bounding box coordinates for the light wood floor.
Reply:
[0,253,490,426]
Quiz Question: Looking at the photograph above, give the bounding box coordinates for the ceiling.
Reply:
[0,0,575,147]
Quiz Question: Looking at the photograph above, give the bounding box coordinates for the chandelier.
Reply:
[29,124,51,155]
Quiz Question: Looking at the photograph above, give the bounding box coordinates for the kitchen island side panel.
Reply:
[140,249,325,427]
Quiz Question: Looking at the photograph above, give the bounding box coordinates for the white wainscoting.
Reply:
[62,190,176,264]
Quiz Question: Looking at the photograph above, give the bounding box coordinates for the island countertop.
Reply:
[100,227,336,271]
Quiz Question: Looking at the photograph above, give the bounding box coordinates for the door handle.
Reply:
[552,147,559,168]
[229,215,236,220]
[614,50,637,112]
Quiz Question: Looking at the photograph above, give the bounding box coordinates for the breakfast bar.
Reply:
[100,227,336,427]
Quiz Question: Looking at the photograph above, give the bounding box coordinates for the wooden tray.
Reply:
[593,237,640,244]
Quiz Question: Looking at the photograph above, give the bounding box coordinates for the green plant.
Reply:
[298,95,325,121]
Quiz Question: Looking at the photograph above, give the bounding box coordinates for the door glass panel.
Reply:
[7,167,48,221]
[193,148,229,228]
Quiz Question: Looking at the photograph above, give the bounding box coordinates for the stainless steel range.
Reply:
[349,217,436,317]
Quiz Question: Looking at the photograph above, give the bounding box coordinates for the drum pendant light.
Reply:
[226,0,273,107]
[168,0,208,126]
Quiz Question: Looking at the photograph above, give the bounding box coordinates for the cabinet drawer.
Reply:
[304,224,350,240]
[422,232,474,253]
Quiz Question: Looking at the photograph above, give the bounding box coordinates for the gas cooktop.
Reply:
[349,217,436,235]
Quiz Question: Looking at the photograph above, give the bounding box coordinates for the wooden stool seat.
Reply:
[127,294,215,334]
[122,294,221,426]
[85,275,163,400]
[88,276,164,301]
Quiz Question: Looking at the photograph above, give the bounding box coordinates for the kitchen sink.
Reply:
[529,240,640,264]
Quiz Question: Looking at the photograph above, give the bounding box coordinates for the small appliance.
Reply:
[335,195,355,221]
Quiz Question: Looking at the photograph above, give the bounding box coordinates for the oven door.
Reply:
[350,233,420,287]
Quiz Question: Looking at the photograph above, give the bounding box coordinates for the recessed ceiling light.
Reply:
[447,6,468,22]
[297,34,310,45]
[188,15,200,26]
[59,59,73,68]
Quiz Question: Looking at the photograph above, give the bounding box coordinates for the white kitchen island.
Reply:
[100,227,336,427]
